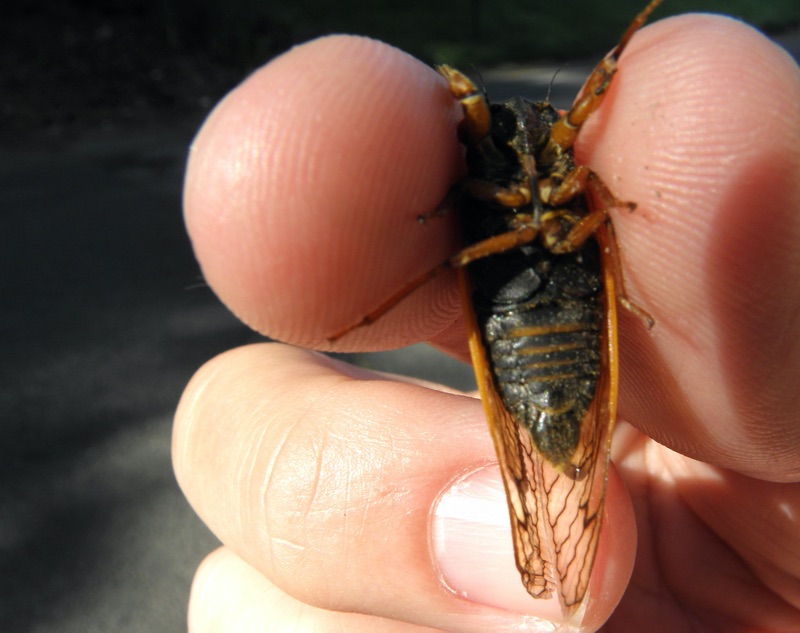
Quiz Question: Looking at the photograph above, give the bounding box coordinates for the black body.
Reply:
[461,98,604,470]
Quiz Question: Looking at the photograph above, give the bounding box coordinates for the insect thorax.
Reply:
[461,97,603,470]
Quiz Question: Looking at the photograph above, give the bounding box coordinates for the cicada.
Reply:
[331,0,659,619]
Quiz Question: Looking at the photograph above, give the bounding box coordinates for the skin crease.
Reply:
[176,13,800,633]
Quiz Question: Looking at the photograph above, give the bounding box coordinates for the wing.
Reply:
[458,236,619,620]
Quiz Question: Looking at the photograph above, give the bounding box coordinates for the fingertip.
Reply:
[189,547,308,633]
[185,36,464,349]
[430,466,565,620]
[577,14,800,475]
[429,463,635,629]
[583,464,636,630]
[581,13,799,318]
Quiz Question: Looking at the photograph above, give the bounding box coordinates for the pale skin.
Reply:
[175,14,800,633]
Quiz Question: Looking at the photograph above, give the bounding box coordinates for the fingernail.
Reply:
[431,466,562,620]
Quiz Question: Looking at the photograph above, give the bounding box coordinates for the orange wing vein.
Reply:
[459,225,619,620]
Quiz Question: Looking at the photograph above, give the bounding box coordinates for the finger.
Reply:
[173,344,636,631]
[657,452,800,623]
[185,17,800,478]
[577,15,800,480]
[184,36,465,351]
[189,547,441,633]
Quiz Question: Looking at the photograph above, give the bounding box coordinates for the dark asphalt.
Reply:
[0,124,258,632]
[1,29,797,633]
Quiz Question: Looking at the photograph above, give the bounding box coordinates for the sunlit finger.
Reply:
[189,547,442,633]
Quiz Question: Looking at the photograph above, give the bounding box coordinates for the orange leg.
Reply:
[328,176,651,341]
[540,165,591,207]
[586,174,654,328]
[543,0,663,160]
[542,207,609,255]
[463,179,532,208]
[327,224,540,341]
[437,65,491,146]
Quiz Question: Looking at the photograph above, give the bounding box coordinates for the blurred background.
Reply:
[2,1,798,631]
[3,0,800,141]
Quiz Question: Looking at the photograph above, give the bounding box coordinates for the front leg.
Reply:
[540,175,654,329]
[540,165,590,207]
[542,0,663,163]
[436,65,491,146]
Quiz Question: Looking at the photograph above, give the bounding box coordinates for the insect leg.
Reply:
[464,179,532,208]
[421,163,534,223]
[537,166,617,255]
[330,67,543,342]
[540,170,631,256]
[586,174,654,328]
[542,206,609,255]
[449,225,538,267]
[540,165,590,207]
[417,186,456,223]
[436,65,491,145]
[327,224,540,342]
[543,0,662,159]
[436,64,536,207]
[327,258,455,341]
[535,172,653,327]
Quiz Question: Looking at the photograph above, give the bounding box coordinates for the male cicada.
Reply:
[331,0,659,619]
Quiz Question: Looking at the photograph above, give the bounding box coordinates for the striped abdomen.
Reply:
[469,242,603,469]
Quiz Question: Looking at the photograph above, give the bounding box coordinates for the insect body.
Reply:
[435,1,659,616]
[455,94,607,476]
[445,76,622,617]
[330,0,660,620]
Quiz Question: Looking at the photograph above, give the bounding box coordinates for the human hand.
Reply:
[174,14,800,632]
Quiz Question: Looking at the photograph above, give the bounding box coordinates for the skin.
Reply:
[175,14,800,633]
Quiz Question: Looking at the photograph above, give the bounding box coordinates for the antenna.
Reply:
[545,67,563,105]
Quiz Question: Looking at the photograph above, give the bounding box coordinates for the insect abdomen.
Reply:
[470,243,603,470]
